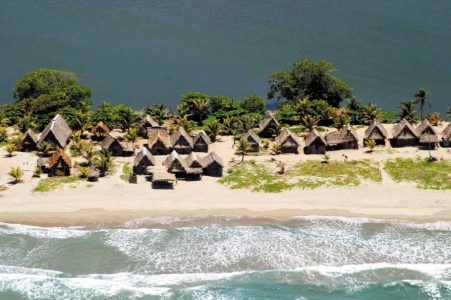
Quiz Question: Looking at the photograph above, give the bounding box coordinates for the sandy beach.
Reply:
[1,124,451,226]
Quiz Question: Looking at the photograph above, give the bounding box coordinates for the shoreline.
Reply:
[2,207,451,227]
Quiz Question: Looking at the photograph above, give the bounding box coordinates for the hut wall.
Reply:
[342,141,359,150]
[50,159,70,177]
[44,133,63,149]
[193,143,208,152]
[441,139,451,148]
[259,127,274,138]
[109,143,124,156]
[134,160,151,175]
[150,141,170,155]
[304,141,326,155]
[173,138,192,154]
[204,162,223,177]
[281,145,298,154]
[22,137,37,152]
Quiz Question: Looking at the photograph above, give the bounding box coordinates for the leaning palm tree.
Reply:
[204,119,222,142]
[300,115,320,133]
[5,144,15,157]
[414,88,431,120]
[397,100,419,123]
[236,140,252,162]
[237,115,255,134]
[8,166,24,184]
[192,98,210,123]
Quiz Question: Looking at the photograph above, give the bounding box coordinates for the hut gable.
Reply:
[101,134,119,150]
[170,127,193,154]
[365,121,388,140]
[143,115,160,128]
[193,130,211,146]
[91,121,110,138]
[185,152,204,168]
[201,151,224,168]
[38,114,72,148]
[392,119,419,139]
[22,129,39,151]
[134,148,156,174]
[48,148,72,176]
[148,128,170,154]
[258,115,280,132]
[305,129,327,147]
[163,150,203,177]
[416,119,439,144]
[101,134,135,155]
[240,129,261,145]
[442,123,451,141]
[275,128,301,147]
[341,124,359,143]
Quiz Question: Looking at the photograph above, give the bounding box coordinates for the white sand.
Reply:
[1,124,451,226]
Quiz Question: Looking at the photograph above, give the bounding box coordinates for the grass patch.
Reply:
[120,162,132,182]
[34,177,86,192]
[0,141,11,147]
[384,158,451,189]
[86,184,94,188]
[219,159,381,193]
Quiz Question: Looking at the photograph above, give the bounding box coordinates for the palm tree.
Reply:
[82,146,98,166]
[332,109,351,130]
[96,156,112,176]
[269,123,284,136]
[192,99,210,122]
[204,119,222,142]
[34,165,43,177]
[237,116,255,134]
[323,154,331,164]
[365,139,377,152]
[79,167,90,178]
[118,107,139,131]
[346,98,362,123]
[236,140,252,162]
[8,167,24,183]
[37,141,52,157]
[360,103,384,124]
[397,100,419,123]
[414,88,431,120]
[147,104,167,125]
[0,127,8,142]
[125,127,138,143]
[294,97,310,119]
[222,116,238,135]
[174,116,196,134]
[72,111,91,136]
[17,112,37,133]
[300,115,320,133]
[272,143,282,155]
[70,136,85,157]
[11,135,24,150]
[0,110,11,127]
[99,149,113,162]
[5,144,15,157]
[427,112,440,126]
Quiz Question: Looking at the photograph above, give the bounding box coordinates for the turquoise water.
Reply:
[0,215,450,299]
[1,1,451,113]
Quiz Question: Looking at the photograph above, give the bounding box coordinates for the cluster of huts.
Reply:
[246,114,448,155]
[23,114,224,188]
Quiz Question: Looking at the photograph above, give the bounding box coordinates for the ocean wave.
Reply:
[0,222,89,239]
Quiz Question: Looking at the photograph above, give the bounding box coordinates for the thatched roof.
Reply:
[325,131,343,145]
[185,152,204,168]
[240,129,261,145]
[38,114,72,147]
[275,128,302,146]
[148,128,170,149]
[144,114,160,127]
[120,142,137,152]
[101,134,136,151]
[365,121,388,140]
[442,123,451,141]
[305,129,327,147]
[163,150,202,174]
[91,121,110,135]
[48,148,72,169]
[170,127,194,148]
[258,115,280,131]
[193,130,211,145]
[416,119,440,143]
[392,118,419,139]
[24,129,38,144]
[134,147,156,167]
[341,124,359,143]
[201,151,224,168]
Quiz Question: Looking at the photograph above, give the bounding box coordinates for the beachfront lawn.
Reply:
[384,158,451,189]
[34,177,87,192]
[219,159,381,193]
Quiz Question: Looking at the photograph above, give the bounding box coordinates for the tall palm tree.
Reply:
[204,119,222,142]
[360,103,384,124]
[397,100,419,123]
[237,116,255,134]
[192,99,210,122]
[294,97,310,119]
[414,88,431,120]
[8,166,24,183]
[236,140,252,162]
[346,98,362,123]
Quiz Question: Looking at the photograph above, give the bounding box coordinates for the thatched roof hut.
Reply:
[259,115,280,137]
[304,129,327,154]
[365,121,388,145]
[441,123,451,147]
[134,148,156,175]
[185,152,204,168]
[392,118,419,147]
[325,124,358,150]
[146,166,177,188]
[91,121,110,139]
[163,150,203,179]
[416,119,440,146]
[240,129,261,152]
[201,151,224,177]
[101,134,136,156]
[48,148,72,176]
[193,130,211,153]
[22,129,38,152]
[170,127,193,154]
[144,114,160,128]
[147,128,170,155]
[38,114,72,149]
[275,128,302,153]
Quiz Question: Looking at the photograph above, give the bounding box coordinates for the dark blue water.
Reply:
[1,0,451,112]
[0,216,450,299]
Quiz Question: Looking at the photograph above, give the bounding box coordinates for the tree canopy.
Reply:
[241,94,266,114]
[268,58,353,107]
